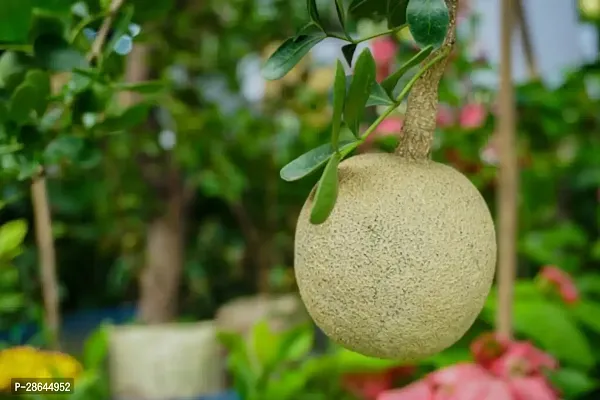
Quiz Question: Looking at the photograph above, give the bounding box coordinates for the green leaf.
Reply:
[251,320,280,367]
[331,60,347,150]
[512,301,594,369]
[374,134,400,152]
[387,0,409,28]
[9,83,37,125]
[262,33,326,80]
[0,219,28,259]
[547,368,598,399]
[406,0,450,48]
[33,0,76,14]
[0,292,24,312]
[83,324,109,370]
[381,44,433,94]
[0,51,30,91]
[310,152,341,225]
[341,43,357,66]
[344,48,376,135]
[112,80,166,94]
[307,0,323,29]
[571,300,600,334]
[366,82,394,106]
[280,140,358,182]
[44,135,85,164]
[34,34,88,72]
[0,0,33,43]
[25,70,51,115]
[348,0,387,20]
[335,0,347,32]
[275,324,313,363]
[0,144,23,155]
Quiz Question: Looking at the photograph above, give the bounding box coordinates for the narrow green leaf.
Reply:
[310,153,341,225]
[280,140,358,182]
[262,34,326,80]
[9,83,37,125]
[348,0,387,20]
[335,0,347,32]
[366,82,395,106]
[297,22,323,36]
[344,48,376,135]
[387,0,409,28]
[331,61,347,150]
[307,0,323,29]
[406,0,450,48]
[34,35,88,72]
[25,70,51,115]
[380,44,433,95]
[112,80,166,94]
[341,43,357,67]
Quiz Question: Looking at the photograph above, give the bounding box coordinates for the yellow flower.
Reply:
[0,346,83,391]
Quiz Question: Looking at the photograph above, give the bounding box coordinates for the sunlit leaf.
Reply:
[262,33,326,80]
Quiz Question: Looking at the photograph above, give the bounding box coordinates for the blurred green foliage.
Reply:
[0,0,599,399]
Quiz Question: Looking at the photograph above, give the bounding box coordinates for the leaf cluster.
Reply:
[263,0,451,224]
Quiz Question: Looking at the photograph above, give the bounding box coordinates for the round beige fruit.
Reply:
[294,152,497,360]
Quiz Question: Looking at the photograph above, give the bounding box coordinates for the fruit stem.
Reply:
[395,0,458,160]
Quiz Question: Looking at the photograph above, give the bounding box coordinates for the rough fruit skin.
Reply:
[294,153,497,360]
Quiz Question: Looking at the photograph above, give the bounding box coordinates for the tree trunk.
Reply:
[31,174,60,348]
[138,179,186,323]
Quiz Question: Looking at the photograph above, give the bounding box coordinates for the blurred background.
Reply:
[0,0,599,399]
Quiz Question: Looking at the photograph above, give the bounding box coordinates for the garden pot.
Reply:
[215,293,308,337]
[108,321,224,400]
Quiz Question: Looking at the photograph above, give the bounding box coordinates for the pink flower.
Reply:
[480,136,498,166]
[437,105,455,128]
[377,380,432,400]
[539,265,580,304]
[488,342,558,379]
[459,103,488,129]
[377,117,403,134]
[509,376,558,400]
[377,334,559,400]
[372,37,397,82]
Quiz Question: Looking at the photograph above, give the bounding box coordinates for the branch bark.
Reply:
[31,174,60,348]
[514,0,539,79]
[396,0,458,160]
[496,0,518,339]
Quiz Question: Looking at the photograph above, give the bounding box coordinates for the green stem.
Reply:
[329,24,408,45]
[359,52,446,142]
[359,25,407,42]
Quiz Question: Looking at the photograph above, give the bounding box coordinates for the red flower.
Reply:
[470,333,510,369]
[539,266,580,304]
[342,365,415,400]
